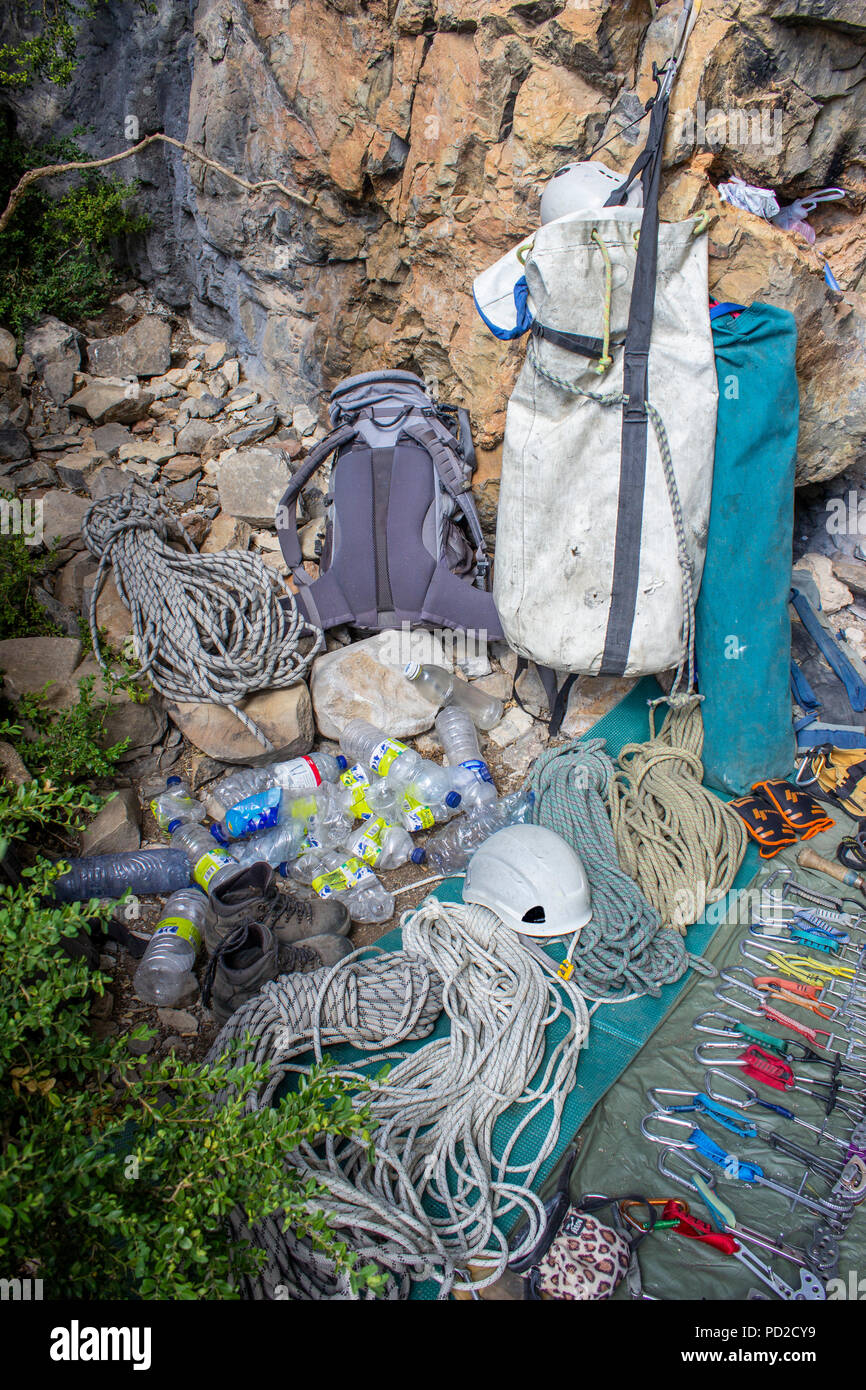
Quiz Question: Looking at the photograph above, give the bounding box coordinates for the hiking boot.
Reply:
[272,891,351,946]
[203,922,321,1023]
[292,934,355,973]
[206,860,275,951]
[205,862,350,953]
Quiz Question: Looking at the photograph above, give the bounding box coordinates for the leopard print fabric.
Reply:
[535,1209,630,1300]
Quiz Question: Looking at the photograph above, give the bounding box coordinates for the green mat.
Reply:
[287,677,762,1297]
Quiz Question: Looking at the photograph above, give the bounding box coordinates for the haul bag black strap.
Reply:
[275,422,357,573]
[512,658,577,736]
[531,321,624,361]
[599,77,670,677]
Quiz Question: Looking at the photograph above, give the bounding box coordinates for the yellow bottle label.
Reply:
[154,915,202,952]
[402,793,434,831]
[193,850,229,890]
[354,817,387,865]
[370,738,408,775]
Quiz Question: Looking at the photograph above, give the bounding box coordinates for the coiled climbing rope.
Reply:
[82,486,323,749]
[607,695,748,931]
[209,905,590,1299]
[528,738,701,995]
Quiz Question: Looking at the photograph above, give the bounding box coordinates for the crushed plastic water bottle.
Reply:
[133,887,213,1006]
[435,705,497,809]
[404,661,503,729]
[229,819,308,870]
[52,849,192,902]
[150,776,205,832]
[170,823,234,891]
[340,720,462,809]
[426,789,535,875]
[289,847,394,923]
[209,752,348,817]
[344,815,425,870]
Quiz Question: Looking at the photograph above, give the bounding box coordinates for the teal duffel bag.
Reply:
[696,302,799,794]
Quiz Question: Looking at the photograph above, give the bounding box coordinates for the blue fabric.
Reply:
[471,276,533,341]
[696,303,799,794]
[709,301,745,320]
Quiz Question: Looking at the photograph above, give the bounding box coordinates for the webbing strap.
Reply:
[275,422,357,577]
[791,586,866,712]
[402,417,492,582]
[513,658,577,736]
[599,80,671,676]
[530,321,623,361]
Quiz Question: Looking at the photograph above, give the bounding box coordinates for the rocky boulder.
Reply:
[87,316,172,379]
[217,448,291,526]
[310,630,451,740]
[166,683,314,764]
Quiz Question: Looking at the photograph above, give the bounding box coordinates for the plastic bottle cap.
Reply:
[404,661,421,680]
[167,818,182,833]
[446,791,462,808]
[210,823,229,846]
[167,776,182,787]
[277,862,289,876]
[336,755,348,770]
[410,847,426,864]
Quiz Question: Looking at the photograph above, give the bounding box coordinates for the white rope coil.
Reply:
[210,903,591,1299]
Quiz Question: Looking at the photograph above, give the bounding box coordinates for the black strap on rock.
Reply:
[512,657,577,736]
[599,68,671,676]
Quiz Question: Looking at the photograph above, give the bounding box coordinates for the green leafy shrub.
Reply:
[0,528,59,640]
[0,127,149,337]
[0,1,109,89]
[4,674,130,781]
[0,860,384,1298]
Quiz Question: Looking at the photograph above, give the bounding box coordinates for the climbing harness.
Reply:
[82,486,323,749]
[528,738,701,997]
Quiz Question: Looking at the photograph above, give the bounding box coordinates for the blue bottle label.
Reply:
[226,787,282,836]
[460,758,495,785]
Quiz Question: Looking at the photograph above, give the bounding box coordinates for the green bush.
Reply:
[0,862,383,1298]
[0,527,59,640]
[0,127,149,337]
[0,1,110,89]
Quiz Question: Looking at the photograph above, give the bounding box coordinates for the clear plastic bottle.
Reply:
[339,762,459,831]
[133,887,213,1006]
[344,815,426,870]
[404,662,504,730]
[425,789,535,875]
[229,819,308,869]
[52,850,192,903]
[340,719,459,805]
[150,776,206,832]
[170,822,234,891]
[288,848,394,923]
[209,753,348,817]
[435,705,498,809]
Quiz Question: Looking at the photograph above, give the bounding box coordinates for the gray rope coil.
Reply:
[528,738,697,999]
[208,909,590,1299]
[206,950,445,1106]
[81,486,323,749]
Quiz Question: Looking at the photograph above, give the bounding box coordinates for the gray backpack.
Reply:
[275,371,502,639]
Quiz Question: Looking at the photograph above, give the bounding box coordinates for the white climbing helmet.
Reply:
[539,160,643,225]
[462,824,592,939]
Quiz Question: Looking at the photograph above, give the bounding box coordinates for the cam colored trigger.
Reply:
[557,959,574,981]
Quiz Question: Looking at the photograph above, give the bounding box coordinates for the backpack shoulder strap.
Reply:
[401,414,492,585]
[275,423,357,577]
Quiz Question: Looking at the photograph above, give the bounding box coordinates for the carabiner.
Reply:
[640,1111,696,1147]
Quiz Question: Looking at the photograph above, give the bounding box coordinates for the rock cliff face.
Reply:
[3,0,865,482]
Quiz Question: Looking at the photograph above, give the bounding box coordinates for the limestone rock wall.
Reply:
[2,0,865,482]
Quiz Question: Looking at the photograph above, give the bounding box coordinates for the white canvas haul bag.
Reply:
[487,8,714,715]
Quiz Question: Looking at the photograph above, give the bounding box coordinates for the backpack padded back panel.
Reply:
[275,371,503,639]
